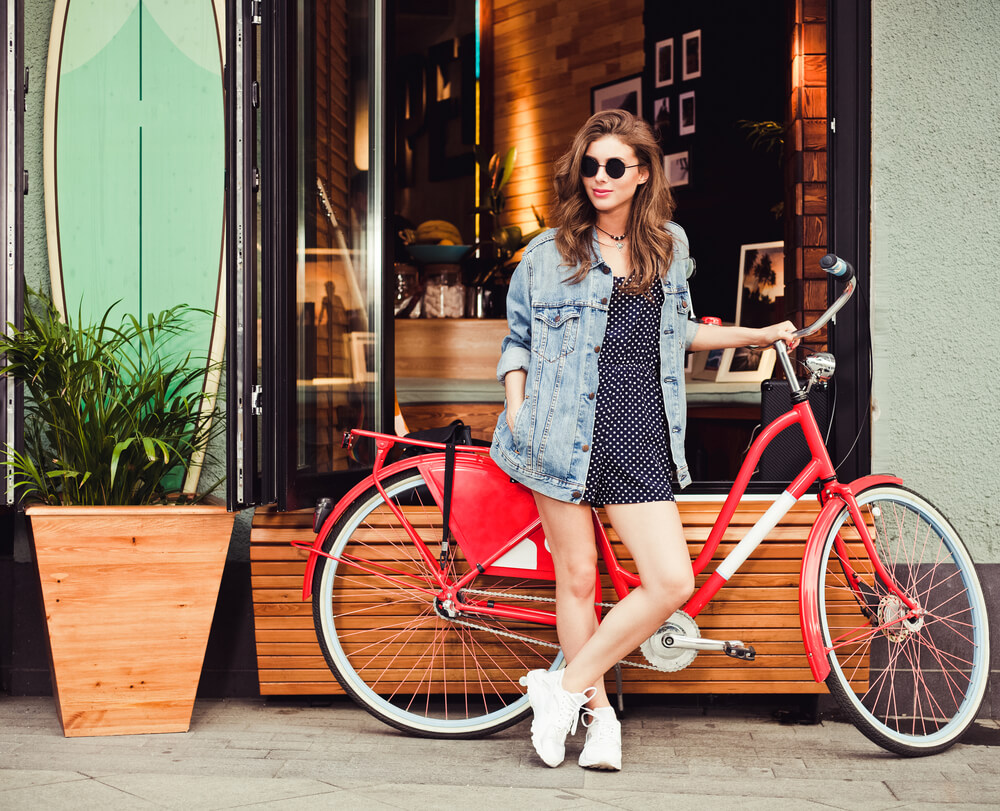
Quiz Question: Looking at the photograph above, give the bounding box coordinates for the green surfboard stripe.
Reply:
[56,0,223,372]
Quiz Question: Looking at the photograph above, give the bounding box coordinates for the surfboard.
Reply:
[43,0,226,493]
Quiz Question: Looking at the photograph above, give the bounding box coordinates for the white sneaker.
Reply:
[523,669,595,767]
[578,706,622,771]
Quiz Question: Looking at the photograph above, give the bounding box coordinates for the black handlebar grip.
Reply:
[820,253,856,281]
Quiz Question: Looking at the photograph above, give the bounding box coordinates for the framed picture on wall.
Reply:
[734,241,785,329]
[678,91,696,136]
[655,38,674,87]
[652,97,671,146]
[716,346,777,382]
[591,74,642,117]
[664,150,689,187]
[682,29,702,80]
[716,240,785,382]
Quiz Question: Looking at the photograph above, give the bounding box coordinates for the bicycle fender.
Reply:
[798,474,903,682]
[299,456,433,600]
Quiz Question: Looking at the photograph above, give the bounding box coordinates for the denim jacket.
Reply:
[489,223,699,504]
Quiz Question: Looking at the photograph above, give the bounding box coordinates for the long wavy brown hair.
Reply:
[553,110,675,294]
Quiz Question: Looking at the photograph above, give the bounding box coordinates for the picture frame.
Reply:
[715,241,786,382]
[664,150,690,187]
[654,38,674,88]
[734,241,785,329]
[691,348,723,381]
[682,29,702,81]
[348,331,377,382]
[652,97,671,146]
[591,74,642,117]
[715,346,777,383]
[678,91,696,136]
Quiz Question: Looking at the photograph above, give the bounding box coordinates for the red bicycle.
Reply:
[297,255,989,756]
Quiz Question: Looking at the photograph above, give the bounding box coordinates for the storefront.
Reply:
[2,1,998,711]
[225,0,872,514]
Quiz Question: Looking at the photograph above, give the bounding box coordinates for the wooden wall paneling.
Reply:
[492,0,645,237]
[786,0,829,354]
[251,499,841,696]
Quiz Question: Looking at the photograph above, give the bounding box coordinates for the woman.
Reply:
[489,110,798,771]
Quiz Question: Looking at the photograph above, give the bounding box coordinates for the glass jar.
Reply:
[393,263,420,317]
[422,267,465,318]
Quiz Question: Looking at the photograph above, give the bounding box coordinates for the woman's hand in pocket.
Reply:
[506,398,524,434]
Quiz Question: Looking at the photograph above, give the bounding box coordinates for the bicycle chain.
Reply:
[453,589,665,672]
[461,587,618,609]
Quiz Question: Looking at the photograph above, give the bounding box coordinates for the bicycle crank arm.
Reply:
[665,634,757,661]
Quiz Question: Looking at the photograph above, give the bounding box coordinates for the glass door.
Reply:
[227,0,388,510]
[283,0,388,510]
[1,0,25,508]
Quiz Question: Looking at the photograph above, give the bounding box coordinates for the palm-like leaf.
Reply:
[0,289,221,505]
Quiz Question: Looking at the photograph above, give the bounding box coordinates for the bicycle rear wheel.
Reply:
[312,468,562,738]
[817,484,989,756]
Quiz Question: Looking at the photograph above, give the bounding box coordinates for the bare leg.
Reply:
[558,501,695,695]
[532,492,612,709]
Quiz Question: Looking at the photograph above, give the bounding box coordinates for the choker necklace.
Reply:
[595,224,627,252]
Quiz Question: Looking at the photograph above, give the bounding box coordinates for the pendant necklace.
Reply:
[595,224,627,252]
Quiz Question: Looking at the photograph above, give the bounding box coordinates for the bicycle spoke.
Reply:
[819,485,988,755]
[313,470,562,736]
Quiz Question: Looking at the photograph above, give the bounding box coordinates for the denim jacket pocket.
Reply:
[511,397,530,452]
[532,304,582,362]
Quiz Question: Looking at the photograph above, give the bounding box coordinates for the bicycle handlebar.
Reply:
[790,254,856,341]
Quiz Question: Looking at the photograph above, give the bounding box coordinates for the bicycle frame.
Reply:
[299,398,911,685]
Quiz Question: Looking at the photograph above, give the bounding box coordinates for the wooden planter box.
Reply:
[28,505,235,737]
[251,498,836,696]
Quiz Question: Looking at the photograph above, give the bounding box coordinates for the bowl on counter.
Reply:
[405,244,473,265]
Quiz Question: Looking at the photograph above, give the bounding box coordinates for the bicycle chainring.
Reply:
[640,610,699,672]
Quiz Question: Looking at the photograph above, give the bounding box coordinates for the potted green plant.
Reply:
[0,289,234,737]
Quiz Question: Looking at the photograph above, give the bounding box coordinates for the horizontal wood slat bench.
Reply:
[251,497,856,697]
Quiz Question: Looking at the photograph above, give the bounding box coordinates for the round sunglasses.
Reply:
[581,155,641,179]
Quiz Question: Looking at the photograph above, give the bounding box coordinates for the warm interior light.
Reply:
[354,80,369,172]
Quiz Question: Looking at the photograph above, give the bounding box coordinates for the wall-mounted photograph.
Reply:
[682,29,702,80]
[591,74,642,117]
[655,38,674,88]
[735,241,784,329]
[653,97,671,147]
[716,240,785,382]
[678,91,696,136]
[664,150,689,187]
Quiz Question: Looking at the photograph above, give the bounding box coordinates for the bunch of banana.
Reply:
[414,220,463,245]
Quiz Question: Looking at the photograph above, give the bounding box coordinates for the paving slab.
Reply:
[1,697,998,809]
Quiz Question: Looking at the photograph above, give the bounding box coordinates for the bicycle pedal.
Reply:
[724,642,756,662]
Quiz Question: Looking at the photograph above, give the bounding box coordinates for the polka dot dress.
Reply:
[584,276,675,506]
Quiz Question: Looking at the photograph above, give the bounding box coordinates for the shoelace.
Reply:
[555,688,596,736]
[581,709,619,741]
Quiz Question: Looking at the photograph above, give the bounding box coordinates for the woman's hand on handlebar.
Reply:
[758,320,800,350]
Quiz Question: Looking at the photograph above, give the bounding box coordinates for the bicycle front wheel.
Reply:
[817,484,989,756]
[312,469,563,738]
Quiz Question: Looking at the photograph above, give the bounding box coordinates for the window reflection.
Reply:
[296,0,373,475]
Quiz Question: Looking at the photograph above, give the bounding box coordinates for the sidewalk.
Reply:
[1,696,998,809]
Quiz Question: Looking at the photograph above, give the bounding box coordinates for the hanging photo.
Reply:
[682,29,702,80]
[655,38,674,88]
[664,150,690,187]
[717,241,785,382]
[652,97,672,146]
[678,91,696,136]
[591,74,642,117]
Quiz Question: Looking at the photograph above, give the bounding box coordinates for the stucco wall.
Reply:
[871,1,1000,561]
